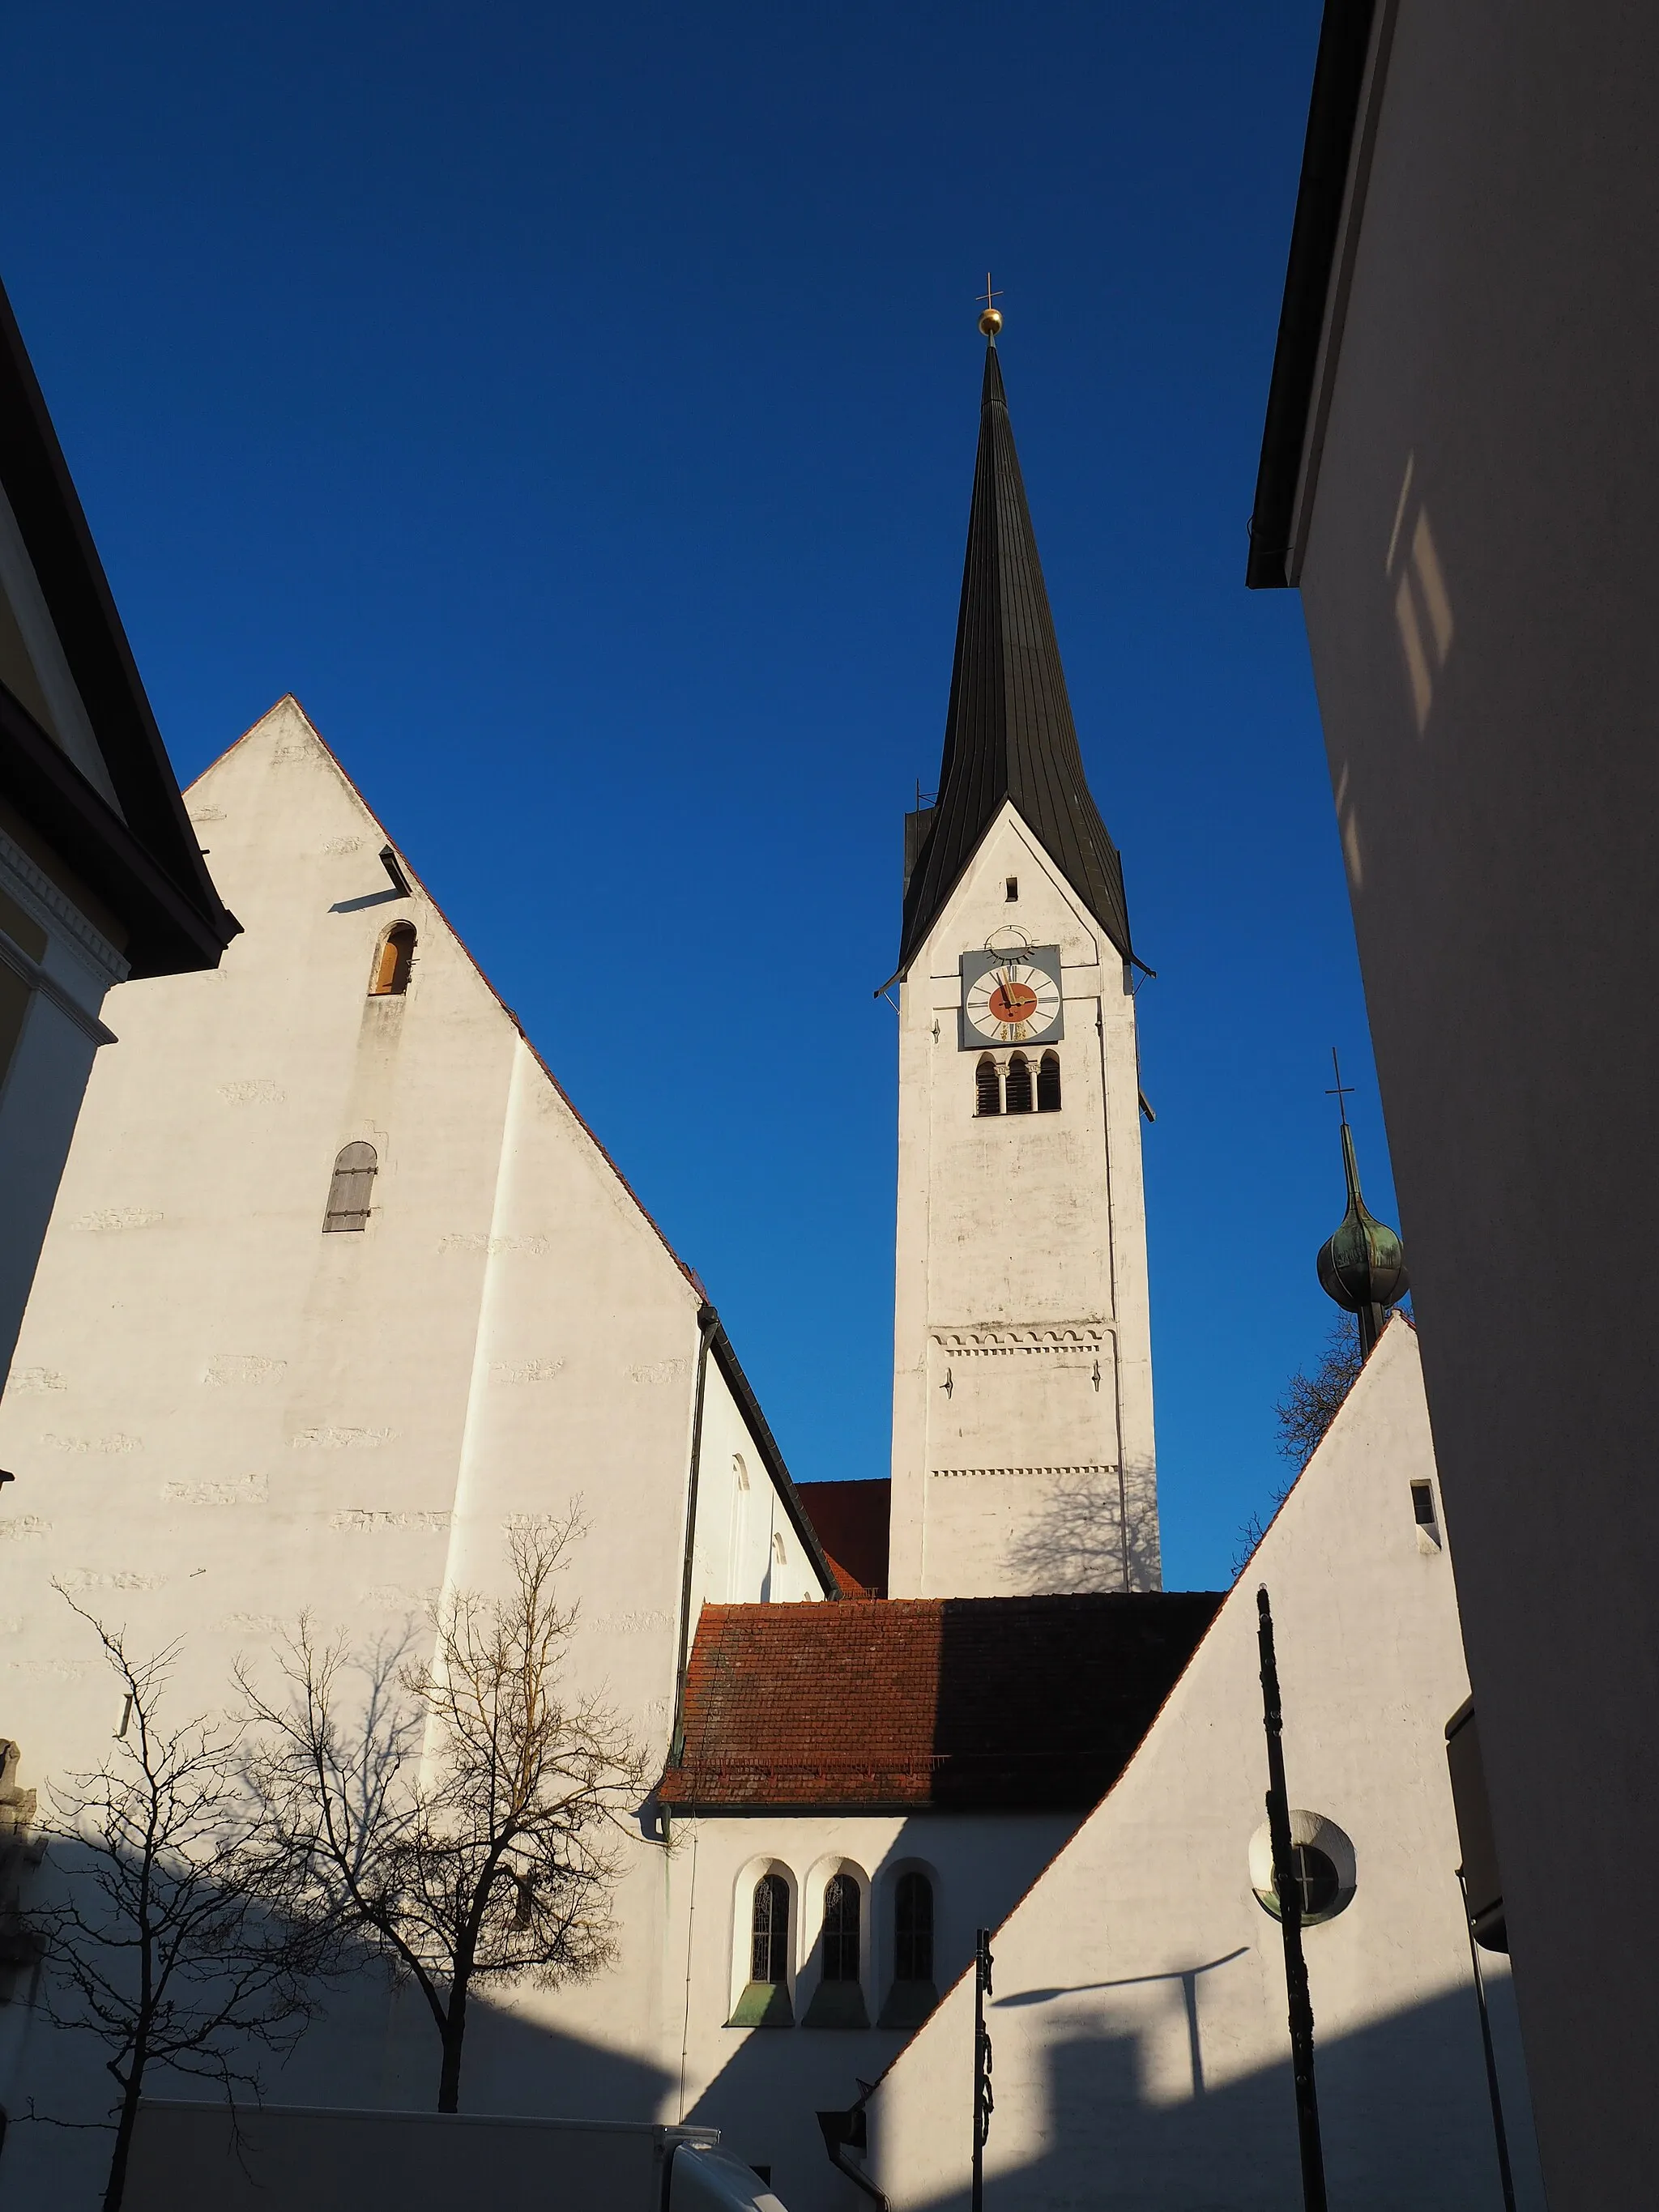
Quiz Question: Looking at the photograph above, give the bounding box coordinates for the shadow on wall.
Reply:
[1004,1461,1159,1595]
[684,1812,1064,2212]
[886,1979,1543,2212]
[2,1920,674,2204]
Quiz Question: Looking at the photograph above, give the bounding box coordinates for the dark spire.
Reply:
[898,339,1134,975]
[1316,1054,1409,1358]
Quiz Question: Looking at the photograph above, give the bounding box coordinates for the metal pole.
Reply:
[1458,1870,1518,2212]
[1257,1587,1328,2212]
[971,1927,993,2212]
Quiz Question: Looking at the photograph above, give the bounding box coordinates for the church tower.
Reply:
[887,326,1159,1598]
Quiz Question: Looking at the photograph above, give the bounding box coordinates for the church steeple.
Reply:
[898,336,1134,975]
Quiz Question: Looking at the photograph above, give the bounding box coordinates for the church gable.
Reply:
[0,697,826,1776]
[867,1321,1502,2210]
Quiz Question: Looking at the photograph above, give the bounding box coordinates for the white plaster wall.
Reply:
[1285,11,1659,2204]
[0,699,828,2199]
[0,826,127,1382]
[889,802,1157,1598]
[688,1366,823,1617]
[667,1809,1077,2211]
[868,1321,1543,2211]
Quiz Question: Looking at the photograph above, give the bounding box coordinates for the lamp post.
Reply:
[1257,1586,1328,2212]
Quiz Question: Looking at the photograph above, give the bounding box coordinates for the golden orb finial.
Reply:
[976,271,1003,338]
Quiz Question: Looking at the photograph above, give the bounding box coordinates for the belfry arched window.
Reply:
[975,1054,1001,1117]
[1005,1051,1034,1114]
[370,923,416,997]
[323,1141,377,1233]
[1038,1050,1062,1112]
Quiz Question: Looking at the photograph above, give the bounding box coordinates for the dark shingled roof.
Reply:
[797,1478,891,1598]
[898,343,1135,977]
[659,1592,1222,1813]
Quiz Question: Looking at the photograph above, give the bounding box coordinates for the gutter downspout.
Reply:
[817,2093,889,2211]
[670,1302,719,1762]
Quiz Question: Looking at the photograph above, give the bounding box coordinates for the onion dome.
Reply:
[1318,1120,1409,1350]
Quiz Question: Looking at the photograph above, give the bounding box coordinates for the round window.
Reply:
[1248,1812,1355,1928]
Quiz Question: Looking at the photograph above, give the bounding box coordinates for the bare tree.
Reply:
[32,1595,320,2212]
[242,1512,650,2112]
[1273,1316,1365,1472]
[1230,1321,1372,1577]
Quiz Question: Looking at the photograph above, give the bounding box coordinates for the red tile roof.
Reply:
[660,1592,1222,1813]
[797,1480,891,1597]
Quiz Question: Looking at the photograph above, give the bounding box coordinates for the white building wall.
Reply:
[0,699,830,2198]
[889,801,1158,1598]
[0,824,127,1379]
[868,1321,1544,2211]
[667,1808,1077,2210]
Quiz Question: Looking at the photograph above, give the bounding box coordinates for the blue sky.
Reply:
[1,1,1397,1591]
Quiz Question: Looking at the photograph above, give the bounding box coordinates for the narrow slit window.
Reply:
[370,923,416,996]
[1410,1480,1437,1526]
[1004,876,1018,902]
[975,1054,1001,1117]
[893,1872,934,1982]
[752,1873,790,1984]
[821,1875,861,1981]
[1038,1050,1062,1112]
[323,1140,377,1233]
[1004,1051,1033,1114]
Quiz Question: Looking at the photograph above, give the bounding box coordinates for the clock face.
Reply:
[959,945,1064,1046]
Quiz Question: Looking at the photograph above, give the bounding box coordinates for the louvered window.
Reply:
[975,1054,1001,1116]
[752,1873,790,1984]
[893,1872,934,1981]
[1038,1050,1062,1112]
[1005,1051,1034,1113]
[370,923,416,996]
[821,1874,860,1981]
[323,1141,377,1233]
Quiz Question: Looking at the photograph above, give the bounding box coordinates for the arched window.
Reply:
[733,1454,750,1492]
[1038,1050,1062,1112]
[1004,1051,1034,1114]
[880,1869,940,2027]
[752,1873,790,1984]
[821,1874,860,1981]
[731,1870,795,2027]
[975,1053,1001,1116]
[772,1530,787,1565]
[369,923,416,996]
[893,1871,934,1982]
[323,1141,377,1233]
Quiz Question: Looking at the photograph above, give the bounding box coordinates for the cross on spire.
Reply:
[977,272,1003,318]
[1325,1046,1355,1128]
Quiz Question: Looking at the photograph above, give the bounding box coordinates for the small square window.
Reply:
[1004,876,1018,901]
[1410,1480,1436,1527]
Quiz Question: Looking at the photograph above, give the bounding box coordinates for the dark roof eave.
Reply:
[704,1315,842,1601]
[0,276,237,953]
[1245,0,1382,590]
[658,1796,1100,1817]
[0,681,239,974]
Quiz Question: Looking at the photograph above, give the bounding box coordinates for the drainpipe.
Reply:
[670,1302,719,1762]
[816,2091,889,2211]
